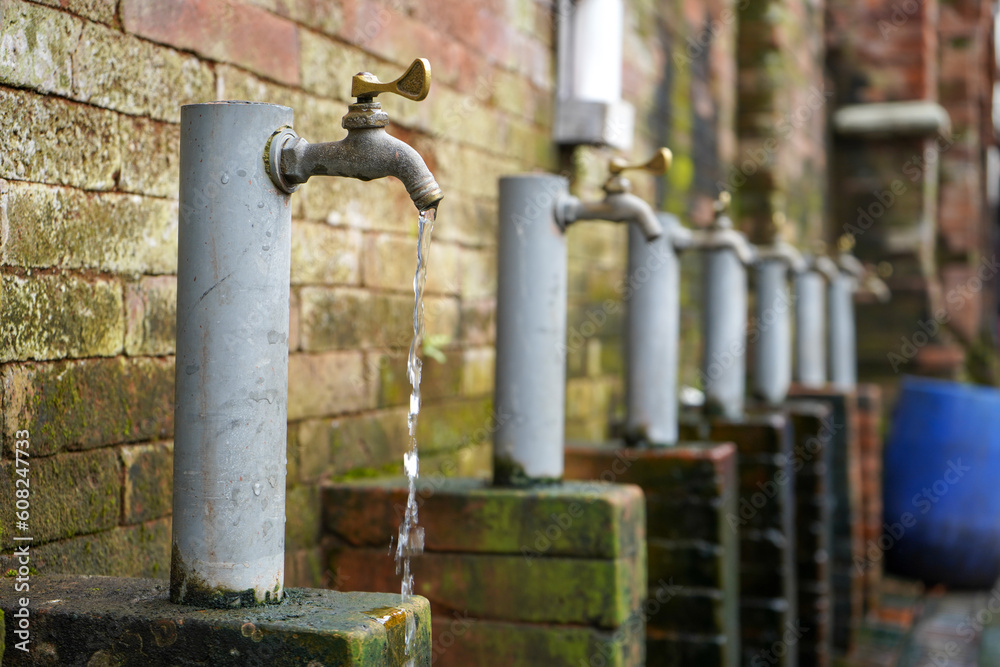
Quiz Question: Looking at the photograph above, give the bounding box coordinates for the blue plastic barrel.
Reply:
[883,375,1000,588]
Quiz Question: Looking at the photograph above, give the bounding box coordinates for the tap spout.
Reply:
[558,192,663,240]
[277,125,443,212]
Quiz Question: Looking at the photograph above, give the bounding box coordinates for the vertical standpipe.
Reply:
[172,102,292,606]
[702,246,748,418]
[829,272,857,390]
[625,214,683,445]
[753,258,793,405]
[794,269,828,388]
[494,175,569,484]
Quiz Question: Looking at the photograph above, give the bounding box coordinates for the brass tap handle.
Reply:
[608,148,673,176]
[351,58,432,102]
[713,191,732,216]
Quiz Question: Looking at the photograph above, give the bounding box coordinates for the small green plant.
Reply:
[422,333,451,363]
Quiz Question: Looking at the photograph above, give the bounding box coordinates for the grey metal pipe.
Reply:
[753,258,793,405]
[172,102,291,607]
[493,174,569,485]
[624,213,690,445]
[794,269,828,388]
[702,246,749,418]
[829,272,857,390]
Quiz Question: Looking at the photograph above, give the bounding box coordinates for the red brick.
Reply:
[121,0,300,85]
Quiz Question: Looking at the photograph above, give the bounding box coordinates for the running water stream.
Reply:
[396,207,435,663]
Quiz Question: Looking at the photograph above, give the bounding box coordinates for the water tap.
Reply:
[556,149,671,240]
[755,212,806,273]
[689,192,756,264]
[836,234,891,302]
[265,58,443,212]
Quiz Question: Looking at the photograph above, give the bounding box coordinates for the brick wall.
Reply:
[826,0,997,395]
[735,0,828,245]
[0,0,558,586]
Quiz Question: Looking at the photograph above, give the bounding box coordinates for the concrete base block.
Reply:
[322,478,647,667]
[0,574,430,666]
[780,400,835,667]
[788,386,862,657]
[564,441,740,667]
[680,413,798,667]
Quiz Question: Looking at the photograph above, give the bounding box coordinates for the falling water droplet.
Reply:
[252,482,262,496]
[221,172,230,184]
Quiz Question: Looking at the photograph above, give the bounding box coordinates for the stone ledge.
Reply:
[0,574,430,666]
[323,478,645,560]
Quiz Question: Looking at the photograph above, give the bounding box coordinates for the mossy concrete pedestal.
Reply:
[0,574,430,666]
[680,413,799,667]
[564,441,740,667]
[321,478,647,667]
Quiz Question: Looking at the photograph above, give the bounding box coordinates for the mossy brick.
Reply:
[287,351,372,420]
[425,241,463,297]
[375,348,461,408]
[1,357,174,457]
[647,539,726,589]
[0,273,124,362]
[330,547,644,629]
[418,440,492,480]
[324,478,643,559]
[124,276,177,356]
[428,613,644,667]
[0,449,121,548]
[422,295,461,342]
[2,183,178,273]
[564,441,737,502]
[0,518,170,579]
[0,1,79,96]
[245,0,343,38]
[32,0,117,24]
[284,483,321,551]
[430,192,497,249]
[120,442,173,524]
[284,546,325,588]
[0,88,118,189]
[118,115,180,198]
[290,222,362,286]
[71,21,214,122]
[459,298,496,345]
[299,287,374,350]
[300,409,408,479]
[300,171,415,235]
[299,28,366,102]
[0,575,431,666]
[121,0,300,85]
[458,245,496,300]
[460,347,494,397]
[411,397,499,455]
